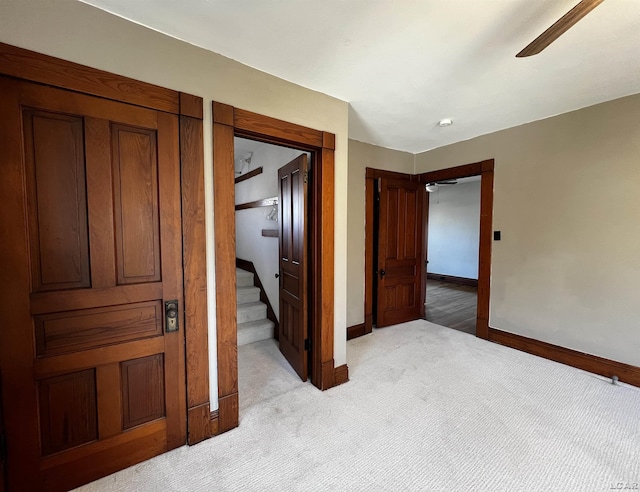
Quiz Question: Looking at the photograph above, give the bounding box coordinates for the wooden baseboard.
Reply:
[488,327,640,388]
[347,323,366,340]
[427,273,478,287]
[334,364,349,386]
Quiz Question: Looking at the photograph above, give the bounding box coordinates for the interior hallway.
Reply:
[425,279,477,335]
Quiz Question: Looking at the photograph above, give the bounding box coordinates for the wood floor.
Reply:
[425,279,477,335]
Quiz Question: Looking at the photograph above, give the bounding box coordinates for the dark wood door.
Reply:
[0,77,186,491]
[376,178,425,327]
[278,154,309,381]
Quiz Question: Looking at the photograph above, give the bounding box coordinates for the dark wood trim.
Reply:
[365,167,415,181]
[334,364,349,386]
[477,161,495,339]
[420,182,430,319]
[218,393,239,434]
[427,273,478,287]
[488,328,640,388]
[236,258,279,339]
[186,403,210,445]
[179,94,211,446]
[314,143,336,390]
[179,93,204,120]
[417,161,486,183]
[322,132,336,150]
[364,177,374,336]
[235,197,277,210]
[234,166,263,184]
[261,229,278,238]
[212,101,234,126]
[0,42,180,114]
[347,323,366,340]
[234,108,323,148]
[211,102,239,432]
[209,410,219,437]
[213,103,338,434]
[419,159,494,340]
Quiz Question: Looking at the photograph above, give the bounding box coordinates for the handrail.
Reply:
[235,197,278,211]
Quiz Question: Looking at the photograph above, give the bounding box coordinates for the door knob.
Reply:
[380,269,386,277]
[275,273,280,278]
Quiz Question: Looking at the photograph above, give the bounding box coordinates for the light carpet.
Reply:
[77,320,640,491]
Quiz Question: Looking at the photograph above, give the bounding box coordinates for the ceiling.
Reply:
[79,0,640,153]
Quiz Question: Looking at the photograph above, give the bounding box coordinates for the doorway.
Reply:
[361,160,494,340]
[424,176,481,335]
[233,137,313,409]
[211,102,342,434]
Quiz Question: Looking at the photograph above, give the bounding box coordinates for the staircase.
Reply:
[236,268,275,346]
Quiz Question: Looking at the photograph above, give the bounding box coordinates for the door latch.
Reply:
[165,300,179,333]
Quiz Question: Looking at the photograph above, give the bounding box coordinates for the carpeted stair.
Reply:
[236,268,274,346]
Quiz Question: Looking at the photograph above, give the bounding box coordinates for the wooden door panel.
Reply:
[34,301,163,357]
[38,369,98,456]
[23,109,91,292]
[278,154,308,381]
[0,76,186,491]
[377,178,424,327]
[86,117,117,290]
[112,124,161,285]
[121,354,166,429]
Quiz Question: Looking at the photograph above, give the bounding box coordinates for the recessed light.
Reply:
[438,118,453,127]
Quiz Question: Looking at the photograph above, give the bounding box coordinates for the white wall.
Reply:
[415,93,640,367]
[0,0,350,406]
[235,139,308,318]
[346,140,415,326]
[427,180,480,279]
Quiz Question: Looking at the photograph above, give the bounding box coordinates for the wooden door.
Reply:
[0,375,5,492]
[0,77,186,491]
[278,154,309,381]
[376,178,425,327]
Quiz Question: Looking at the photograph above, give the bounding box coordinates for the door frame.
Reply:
[212,102,338,433]
[361,160,494,340]
[0,42,211,452]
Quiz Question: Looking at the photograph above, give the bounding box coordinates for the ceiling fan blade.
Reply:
[516,0,605,58]
[436,180,457,185]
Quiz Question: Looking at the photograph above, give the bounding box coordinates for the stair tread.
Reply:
[237,285,260,292]
[238,319,275,329]
[237,301,266,311]
[236,268,253,277]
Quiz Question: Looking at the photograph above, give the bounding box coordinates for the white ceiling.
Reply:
[80,0,640,153]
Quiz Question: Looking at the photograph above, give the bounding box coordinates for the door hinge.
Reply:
[0,433,7,464]
[303,170,310,184]
[304,338,311,351]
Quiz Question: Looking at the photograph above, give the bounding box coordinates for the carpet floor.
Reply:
[77,320,640,491]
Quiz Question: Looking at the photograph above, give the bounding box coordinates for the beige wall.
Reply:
[346,140,415,326]
[415,93,640,367]
[0,0,350,405]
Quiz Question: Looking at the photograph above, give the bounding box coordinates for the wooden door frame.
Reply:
[418,160,494,339]
[361,160,494,340]
[212,102,338,433]
[0,43,211,447]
